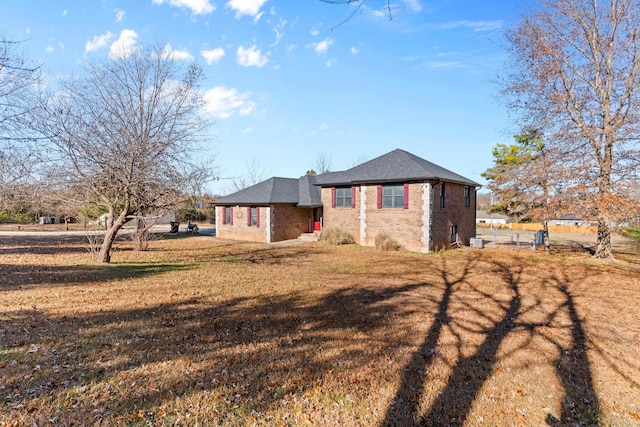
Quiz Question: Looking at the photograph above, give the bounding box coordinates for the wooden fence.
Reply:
[478,223,598,233]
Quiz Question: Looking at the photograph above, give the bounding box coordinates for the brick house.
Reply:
[214,149,480,251]
[214,175,323,243]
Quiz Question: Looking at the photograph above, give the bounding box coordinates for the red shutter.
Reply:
[331,187,336,208]
[351,186,356,208]
[403,183,409,209]
[247,207,251,226]
[377,185,382,209]
[230,206,234,225]
[256,207,260,228]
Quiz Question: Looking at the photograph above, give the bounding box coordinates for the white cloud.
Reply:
[425,61,464,69]
[325,58,337,68]
[201,48,225,64]
[403,0,422,12]
[162,44,193,60]
[109,29,138,59]
[114,8,125,22]
[236,45,269,67]
[226,0,267,18]
[350,47,359,55]
[312,38,333,55]
[241,127,254,134]
[152,0,215,15]
[62,10,68,17]
[433,20,504,32]
[311,123,328,135]
[45,45,54,54]
[271,18,287,46]
[310,29,319,36]
[203,86,256,119]
[85,31,114,53]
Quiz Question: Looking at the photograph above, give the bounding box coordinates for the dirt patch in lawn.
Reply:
[1,235,639,426]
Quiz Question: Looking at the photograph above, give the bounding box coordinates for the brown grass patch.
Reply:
[1,235,639,426]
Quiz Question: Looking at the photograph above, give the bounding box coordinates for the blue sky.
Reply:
[4,0,521,195]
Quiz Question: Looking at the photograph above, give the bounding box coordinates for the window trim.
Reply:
[332,186,354,208]
[223,206,233,225]
[246,206,260,227]
[378,183,408,209]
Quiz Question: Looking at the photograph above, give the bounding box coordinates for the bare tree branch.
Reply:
[319,0,392,30]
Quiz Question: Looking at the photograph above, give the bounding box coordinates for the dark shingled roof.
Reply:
[298,175,322,207]
[213,176,322,207]
[314,149,480,187]
[214,149,478,207]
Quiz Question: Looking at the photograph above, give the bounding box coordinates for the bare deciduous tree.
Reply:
[500,0,640,258]
[228,158,267,192]
[314,152,333,174]
[40,44,212,263]
[0,35,43,214]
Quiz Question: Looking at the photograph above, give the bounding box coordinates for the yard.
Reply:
[1,233,639,426]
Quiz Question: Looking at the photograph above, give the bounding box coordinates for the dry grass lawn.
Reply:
[1,234,639,426]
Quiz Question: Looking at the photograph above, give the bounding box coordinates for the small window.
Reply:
[335,187,353,208]
[464,186,470,208]
[249,206,259,227]
[382,184,405,208]
[450,225,458,243]
[440,183,446,208]
[224,206,232,225]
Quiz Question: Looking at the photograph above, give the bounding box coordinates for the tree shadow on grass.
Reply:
[545,280,600,426]
[0,249,629,426]
[0,235,91,255]
[381,256,477,425]
[381,259,603,427]
[1,278,431,424]
[416,261,523,426]
[0,262,196,291]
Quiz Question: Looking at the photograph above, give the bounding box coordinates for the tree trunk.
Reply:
[543,220,550,254]
[594,219,613,259]
[97,226,119,263]
[594,138,614,259]
[96,207,129,264]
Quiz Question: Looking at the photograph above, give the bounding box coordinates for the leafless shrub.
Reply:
[375,232,401,251]
[320,227,355,245]
[85,233,109,262]
[131,217,159,251]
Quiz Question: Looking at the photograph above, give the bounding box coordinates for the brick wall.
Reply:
[322,182,476,252]
[215,206,269,243]
[321,187,361,242]
[271,205,313,242]
[361,183,426,252]
[430,182,476,250]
